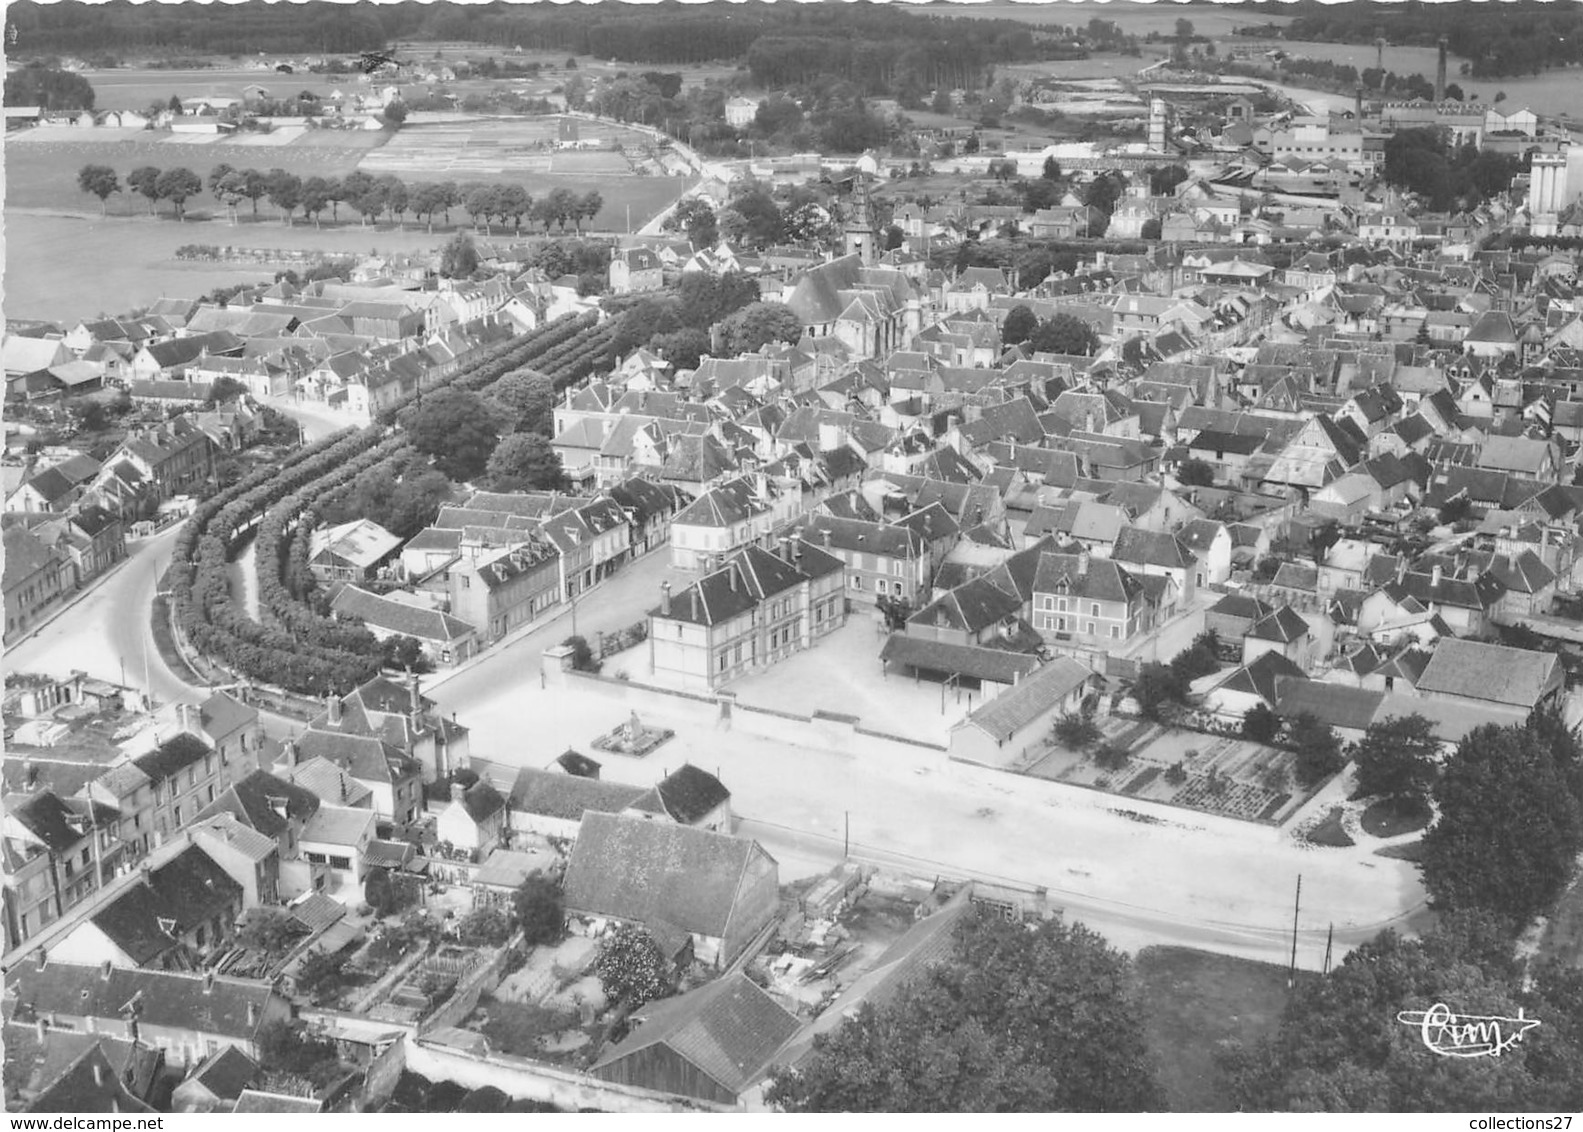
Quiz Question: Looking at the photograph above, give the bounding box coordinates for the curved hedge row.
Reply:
[253,314,612,664]
[170,312,620,695]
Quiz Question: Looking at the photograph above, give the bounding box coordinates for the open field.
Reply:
[79,66,342,111]
[3,213,451,322]
[6,119,692,227]
[1135,946,1295,1112]
[942,1,1288,38]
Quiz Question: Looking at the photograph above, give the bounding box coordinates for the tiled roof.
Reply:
[194,770,319,840]
[879,635,1041,684]
[1415,639,1559,707]
[330,585,475,642]
[507,767,646,822]
[301,804,375,847]
[89,847,242,965]
[628,765,730,825]
[562,812,771,938]
[590,973,799,1099]
[959,658,1094,742]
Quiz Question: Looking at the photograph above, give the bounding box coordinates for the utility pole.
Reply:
[1323,922,1334,975]
[844,811,849,858]
[1287,874,1302,989]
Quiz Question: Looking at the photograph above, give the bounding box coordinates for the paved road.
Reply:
[6,525,194,705]
[425,546,681,708]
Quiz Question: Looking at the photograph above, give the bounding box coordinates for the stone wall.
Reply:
[404,1038,720,1114]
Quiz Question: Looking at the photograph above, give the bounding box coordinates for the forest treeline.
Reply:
[1246,0,1583,79]
[6,0,1085,98]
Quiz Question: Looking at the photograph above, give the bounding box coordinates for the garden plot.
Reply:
[1026,720,1307,825]
[227,128,308,146]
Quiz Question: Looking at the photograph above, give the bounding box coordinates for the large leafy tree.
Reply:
[1001,303,1038,347]
[76,164,120,215]
[1028,313,1100,356]
[666,197,718,248]
[5,64,95,111]
[1353,714,1440,816]
[1420,721,1583,925]
[128,165,162,215]
[155,167,201,221]
[267,168,302,225]
[300,176,333,228]
[439,233,480,279]
[768,914,1164,1112]
[512,876,565,946]
[484,367,556,434]
[719,301,803,355]
[484,433,567,492]
[407,389,499,483]
[1218,912,1583,1112]
[595,925,671,1009]
[1287,711,1346,788]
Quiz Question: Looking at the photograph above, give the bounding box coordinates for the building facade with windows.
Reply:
[648,542,846,691]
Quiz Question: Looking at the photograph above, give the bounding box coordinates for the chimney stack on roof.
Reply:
[660,581,672,616]
[451,782,466,803]
[1431,564,1444,588]
[327,693,342,727]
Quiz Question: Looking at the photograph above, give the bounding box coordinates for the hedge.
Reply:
[166,310,621,695]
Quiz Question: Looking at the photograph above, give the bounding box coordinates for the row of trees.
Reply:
[76,161,605,233]
[168,312,610,694]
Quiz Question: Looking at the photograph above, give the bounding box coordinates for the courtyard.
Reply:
[605,613,973,747]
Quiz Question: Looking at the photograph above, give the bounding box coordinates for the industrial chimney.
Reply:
[1355,84,1364,122]
[1435,36,1448,103]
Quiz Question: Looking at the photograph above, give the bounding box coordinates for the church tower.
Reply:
[843,176,878,265]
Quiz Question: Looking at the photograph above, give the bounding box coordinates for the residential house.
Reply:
[297,805,377,891]
[435,780,508,860]
[669,476,802,571]
[2,789,119,952]
[794,515,930,608]
[1108,527,1198,612]
[624,765,734,835]
[4,962,291,1069]
[1241,606,1316,670]
[505,768,646,840]
[3,525,76,645]
[47,847,244,971]
[1029,549,1157,651]
[448,533,562,644]
[609,247,664,295]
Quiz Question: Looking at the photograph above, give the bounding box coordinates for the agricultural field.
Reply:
[7,117,691,224]
[2,213,447,322]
